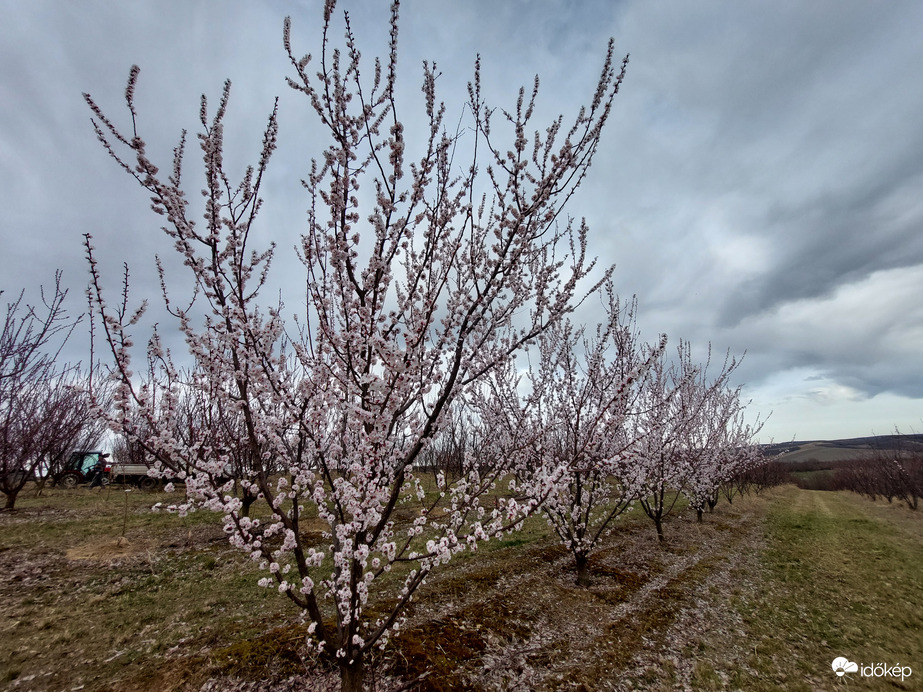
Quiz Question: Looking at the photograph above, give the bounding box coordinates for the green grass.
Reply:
[3,482,920,690]
[0,480,559,690]
[0,486,288,691]
[731,487,922,691]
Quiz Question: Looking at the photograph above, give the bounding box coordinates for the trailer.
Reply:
[108,462,163,490]
[54,451,176,491]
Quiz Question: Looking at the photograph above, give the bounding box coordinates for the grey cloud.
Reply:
[2,0,922,439]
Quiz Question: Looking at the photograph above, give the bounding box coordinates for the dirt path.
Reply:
[193,497,772,691]
[368,495,771,691]
[378,488,920,691]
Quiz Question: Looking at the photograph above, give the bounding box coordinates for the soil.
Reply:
[1,493,769,691]
[199,500,767,691]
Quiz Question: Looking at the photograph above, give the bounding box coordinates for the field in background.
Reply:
[764,433,923,465]
[1,483,920,691]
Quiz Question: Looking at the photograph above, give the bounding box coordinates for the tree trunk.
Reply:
[241,490,258,518]
[3,491,17,511]
[575,553,591,587]
[696,508,703,523]
[340,654,365,692]
[654,517,665,543]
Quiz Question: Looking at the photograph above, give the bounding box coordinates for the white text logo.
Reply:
[832,657,912,682]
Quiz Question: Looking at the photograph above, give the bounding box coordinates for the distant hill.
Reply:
[761,434,923,464]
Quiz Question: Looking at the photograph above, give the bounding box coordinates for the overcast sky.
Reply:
[3,0,923,443]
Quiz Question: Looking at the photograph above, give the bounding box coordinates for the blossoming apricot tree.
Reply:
[628,342,744,542]
[481,287,665,585]
[83,1,627,687]
[681,384,763,521]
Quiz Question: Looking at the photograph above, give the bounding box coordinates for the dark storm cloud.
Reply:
[1,0,922,439]
[571,0,923,433]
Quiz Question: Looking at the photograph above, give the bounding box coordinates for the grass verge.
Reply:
[728,487,922,691]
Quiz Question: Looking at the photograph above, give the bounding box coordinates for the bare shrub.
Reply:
[0,274,105,509]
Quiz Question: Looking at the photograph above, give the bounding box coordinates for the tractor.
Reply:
[53,450,110,489]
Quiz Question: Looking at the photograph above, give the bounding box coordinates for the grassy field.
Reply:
[696,486,923,691]
[726,486,922,691]
[0,483,920,690]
